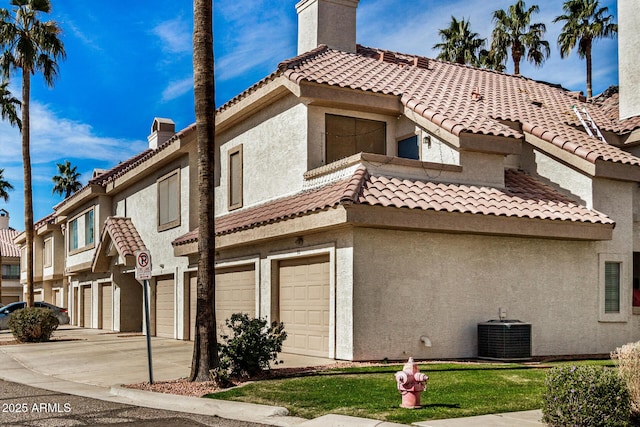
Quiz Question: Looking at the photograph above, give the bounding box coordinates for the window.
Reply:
[398,135,419,160]
[85,210,94,246]
[605,262,621,313]
[20,247,25,271]
[228,145,243,210]
[68,208,95,252]
[69,218,79,251]
[44,238,52,268]
[325,114,386,164]
[599,254,626,322]
[1,264,19,280]
[157,170,180,231]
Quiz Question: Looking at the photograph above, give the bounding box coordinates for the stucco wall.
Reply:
[216,96,308,215]
[350,227,640,360]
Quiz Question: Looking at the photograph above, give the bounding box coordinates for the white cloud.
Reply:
[152,16,192,55]
[162,77,193,102]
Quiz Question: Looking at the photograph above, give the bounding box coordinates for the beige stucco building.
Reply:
[0,210,21,304]
[17,0,640,361]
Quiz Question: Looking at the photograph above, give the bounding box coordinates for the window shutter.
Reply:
[605,262,621,313]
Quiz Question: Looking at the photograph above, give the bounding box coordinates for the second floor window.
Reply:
[228,145,243,210]
[69,218,79,251]
[69,208,95,252]
[2,264,19,280]
[44,238,52,268]
[157,170,180,231]
[325,114,386,164]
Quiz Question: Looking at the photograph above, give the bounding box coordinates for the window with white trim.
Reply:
[68,207,96,253]
[43,238,52,268]
[599,254,627,322]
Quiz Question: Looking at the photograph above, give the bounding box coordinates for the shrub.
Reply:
[8,307,59,343]
[612,341,640,417]
[541,365,630,427]
[216,313,287,381]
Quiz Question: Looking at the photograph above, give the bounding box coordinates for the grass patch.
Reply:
[205,361,580,424]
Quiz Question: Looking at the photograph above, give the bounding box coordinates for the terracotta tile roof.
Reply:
[173,166,612,246]
[590,86,640,134]
[103,216,147,257]
[0,228,19,257]
[223,44,639,166]
[34,212,55,230]
[358,169,612,224]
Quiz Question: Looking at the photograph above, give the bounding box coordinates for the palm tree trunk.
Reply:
[586,48,593,99]
[22,71,34,308]
[512,45,521,75]
[190,0,218,382]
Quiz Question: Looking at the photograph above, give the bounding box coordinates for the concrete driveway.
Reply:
[0,326,332,387]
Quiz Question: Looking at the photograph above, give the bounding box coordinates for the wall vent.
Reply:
[478,320,531,360]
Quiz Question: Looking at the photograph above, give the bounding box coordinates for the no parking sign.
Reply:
[135,250,152,280]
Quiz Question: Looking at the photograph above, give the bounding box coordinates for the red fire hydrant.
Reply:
[395,357,428,408]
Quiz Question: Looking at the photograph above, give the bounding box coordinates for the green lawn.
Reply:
[205,360,614,425]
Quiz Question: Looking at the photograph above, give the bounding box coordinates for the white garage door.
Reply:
[101,284,113,330]
[279,255,330,357]
[215,265,256,338]
[53,289,63,307]
[82,286,92,328]
[155,277,174,338]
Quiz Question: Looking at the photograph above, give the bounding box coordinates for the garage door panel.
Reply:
[279,255,330,357]
[101,284,113,330]
[216,266,255,333]
[156,278,174,338]
[82,286,91,328]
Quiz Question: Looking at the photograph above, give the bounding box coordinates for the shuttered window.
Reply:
[325,114,386,164]
[43,238,52,268]
[157,170,180,231]
[228,145,243,210]
[605,262,621,313]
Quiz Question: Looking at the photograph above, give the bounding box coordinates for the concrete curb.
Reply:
[110,385,300,426]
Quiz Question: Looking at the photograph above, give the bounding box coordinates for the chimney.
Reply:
[618,0,640,120]
[147,117,176,150]
[296,0,359,54]
[0,209,9,230]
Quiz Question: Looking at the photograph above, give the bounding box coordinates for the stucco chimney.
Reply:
[296,0,359,54]
[147,117,176,150]
[0,209,9,230]
[618,0,640,120]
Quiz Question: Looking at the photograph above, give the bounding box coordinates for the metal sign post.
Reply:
[135,250,154,384]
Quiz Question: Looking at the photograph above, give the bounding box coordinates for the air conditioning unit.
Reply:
[478,320,531,360]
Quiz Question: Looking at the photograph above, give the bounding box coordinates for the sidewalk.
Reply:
[0,326,544,426]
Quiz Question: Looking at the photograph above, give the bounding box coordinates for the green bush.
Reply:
[613,341,640,417]
[216,313,287,381]
[541,365,630,427]
[8,307,59,343]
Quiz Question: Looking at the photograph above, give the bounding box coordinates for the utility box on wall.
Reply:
[478,320,532,360]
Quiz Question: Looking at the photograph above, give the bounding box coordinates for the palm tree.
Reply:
[0,0,65,308]
[490,0,551,75]
[52,160,82,199]
[0,168,14,304]
[433,16,486,66]
[190,0,218,382]
[554,0,617,98]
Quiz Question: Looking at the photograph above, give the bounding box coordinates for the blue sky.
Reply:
[0,0,619,230]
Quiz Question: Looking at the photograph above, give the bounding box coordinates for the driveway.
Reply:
[0,326,333,388]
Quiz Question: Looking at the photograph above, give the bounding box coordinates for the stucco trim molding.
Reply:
[344,204,613,241]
